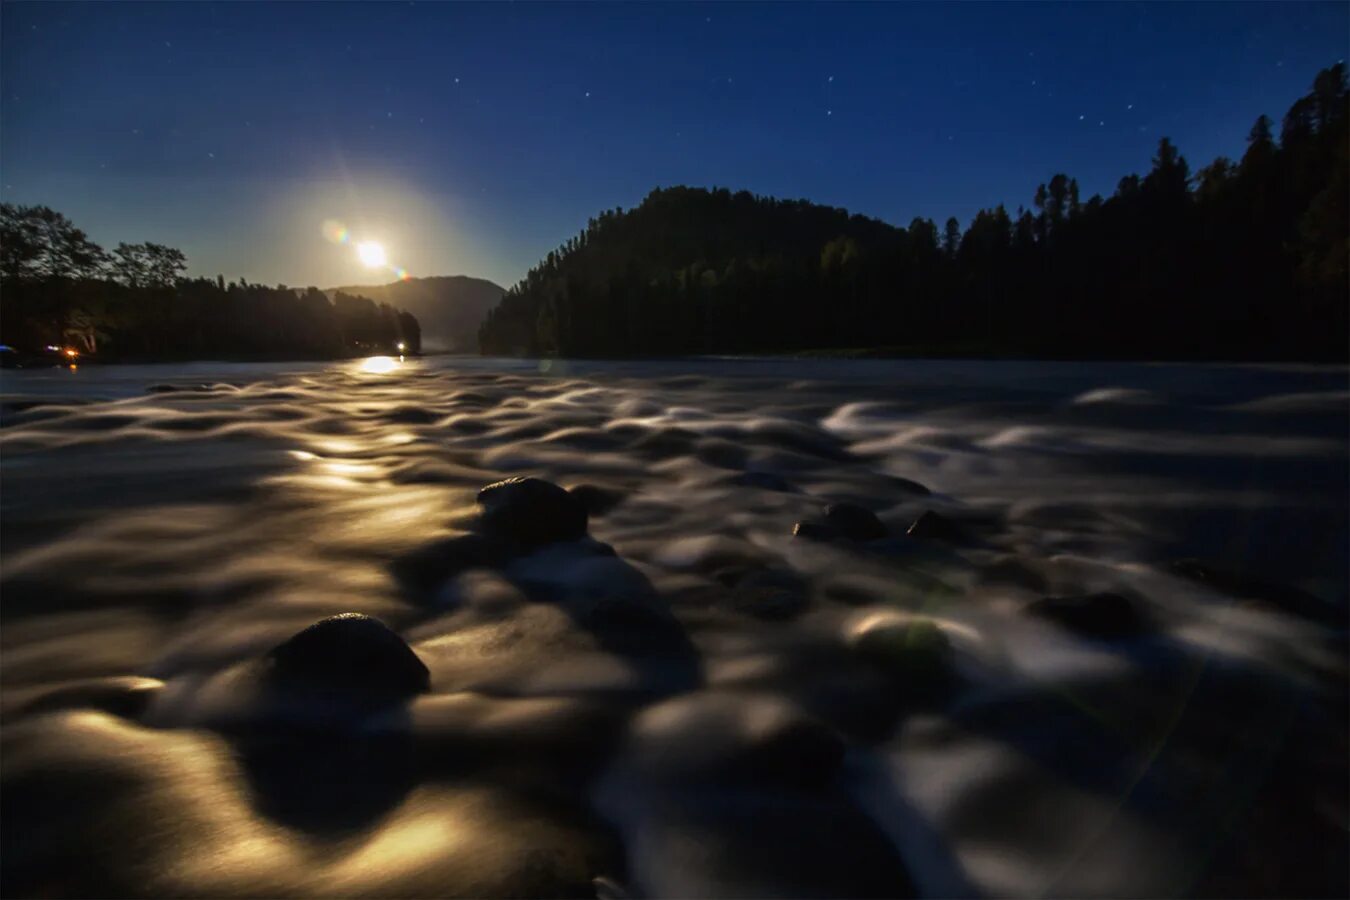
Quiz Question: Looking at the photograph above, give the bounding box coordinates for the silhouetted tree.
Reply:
[0,218,420,362]
[112,242,187,288]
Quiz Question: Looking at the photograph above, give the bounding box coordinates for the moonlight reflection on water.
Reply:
[359,355,402,375]
[0,357,1345,898]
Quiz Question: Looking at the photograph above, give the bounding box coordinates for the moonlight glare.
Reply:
[357,241,387,268]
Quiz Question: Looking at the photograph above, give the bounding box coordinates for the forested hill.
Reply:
[479,62,1349,362]
[328,275,503,352]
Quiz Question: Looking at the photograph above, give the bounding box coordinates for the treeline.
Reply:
[480,63,1348,361]
[0,206,420,361]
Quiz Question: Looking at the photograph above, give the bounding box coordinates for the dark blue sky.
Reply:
[3,1,1346,288]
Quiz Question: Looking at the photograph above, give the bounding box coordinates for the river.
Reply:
[2,356,1346,897]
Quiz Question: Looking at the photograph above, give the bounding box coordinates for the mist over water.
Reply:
[2,356,1346,897]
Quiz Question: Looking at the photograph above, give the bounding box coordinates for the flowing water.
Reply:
[2,356,1347,897]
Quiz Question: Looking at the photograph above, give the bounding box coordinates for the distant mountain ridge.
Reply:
[327,275,504,352]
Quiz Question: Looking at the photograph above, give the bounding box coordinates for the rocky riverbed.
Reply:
[1,356,1346,897]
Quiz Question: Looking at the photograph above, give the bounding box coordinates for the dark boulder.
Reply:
[568,483,626,517]
[906,510,970,543]
[890,476,932,496]
[851,616,953,687]
[824,503,887,541]
[266,613,430,704]
[1170,559,1343,629]
[792,520,841,542]
[477,476,588,547]
[1027,592,1148,638]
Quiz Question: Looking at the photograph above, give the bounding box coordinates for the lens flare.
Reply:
[357,241,387,268]
[322,219,350,245]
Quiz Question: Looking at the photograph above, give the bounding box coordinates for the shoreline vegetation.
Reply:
[480,62,1349,363]
[0,210,422,366]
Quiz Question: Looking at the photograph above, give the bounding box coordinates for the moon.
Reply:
[356,241,387,268]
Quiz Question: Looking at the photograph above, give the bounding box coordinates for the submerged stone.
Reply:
[477,476,589,547]
[1170,559,1341,629]
[889,475,932,496]
[850,615,952,687]
[906,509,970,543]
[1028,592,1147,638]
[792,520,841,542]
[266,613,430,703]
[823,503,888,541]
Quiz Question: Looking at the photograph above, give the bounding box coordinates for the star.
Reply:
[454,77,460,84]
[827,75,834,83]
[1127,103,1134,110]
[826,109,832,116]
[207,152,214,158]
[1078,114,1084,121]
[1098,120,1104,126]
[584,91,590,98]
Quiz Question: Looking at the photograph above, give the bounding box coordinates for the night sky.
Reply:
[3,1,1346,289]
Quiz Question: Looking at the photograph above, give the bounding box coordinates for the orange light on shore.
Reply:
[64,348,79,358]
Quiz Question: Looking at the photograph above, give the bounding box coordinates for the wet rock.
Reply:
[792,520,841,542]
[889,475,932,495]
[906,509,970,543]
[568,483,626,517]
[1027,592,1147,638]
[823,503,887,541]
[978,555,1049,592]
[727,471,796,493]
[477,476,588,548]
[266,613,430,704]
[390,532,515,595]
[849,614,952,688]
[1170,559,1342,629]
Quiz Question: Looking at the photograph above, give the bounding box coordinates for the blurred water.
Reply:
[1,355,1346,897]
